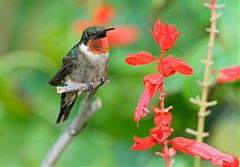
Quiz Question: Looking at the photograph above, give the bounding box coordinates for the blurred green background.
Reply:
[0,0,239,166]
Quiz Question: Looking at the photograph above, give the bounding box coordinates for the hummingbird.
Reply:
[48,26,114,123]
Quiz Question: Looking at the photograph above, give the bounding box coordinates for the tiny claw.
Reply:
[99,77,106,86]
[86,83,94,91]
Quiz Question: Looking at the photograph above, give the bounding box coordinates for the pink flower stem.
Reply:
[159,49,165,75]
[159,49,166,110]
[159,49,170,167]
[160,86,165,110]
[163,142,170,167]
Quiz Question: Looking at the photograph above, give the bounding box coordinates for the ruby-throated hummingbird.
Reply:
[48,26,114,123]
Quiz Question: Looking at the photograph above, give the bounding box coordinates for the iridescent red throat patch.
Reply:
[87,37,109,54]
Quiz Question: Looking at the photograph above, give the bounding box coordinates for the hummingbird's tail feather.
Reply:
[56,92,77,123]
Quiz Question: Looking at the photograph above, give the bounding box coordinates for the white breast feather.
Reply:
[79,43,109,63]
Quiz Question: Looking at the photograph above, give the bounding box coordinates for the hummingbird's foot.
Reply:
[99,76,109,86]
[86,83,94,91]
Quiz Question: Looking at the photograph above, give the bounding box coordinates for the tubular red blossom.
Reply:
[134,74,163,122]
[150,20,181,50]
[134,85,158,122]
[125,51,157,65]
[92,4,115,25]
[159,55,193,76]
[213,65,240,83]
[169,137,239,167]
[131,136,156,150]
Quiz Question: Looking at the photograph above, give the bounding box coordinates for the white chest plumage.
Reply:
[79,43,109,64]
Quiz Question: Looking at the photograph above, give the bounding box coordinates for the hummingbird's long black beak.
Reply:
[104,27,115,31]
[93,28,115,40]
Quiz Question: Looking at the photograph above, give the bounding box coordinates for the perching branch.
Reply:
[57,83,88,93]
[41,85,103,167]
[57,80,104,93]
[186,1,224,167]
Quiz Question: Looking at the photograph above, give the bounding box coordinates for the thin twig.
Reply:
[193,1,224,167]
[41,88,102,167]
[57,83,88,93]
[57,80,103,93]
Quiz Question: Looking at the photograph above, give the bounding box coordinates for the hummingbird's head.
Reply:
[80,26,114,54]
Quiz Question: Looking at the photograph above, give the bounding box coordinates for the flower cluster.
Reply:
[125,20,239,167]
[74,3,138,45]
[126,20,193,123]
[131,106,173,150]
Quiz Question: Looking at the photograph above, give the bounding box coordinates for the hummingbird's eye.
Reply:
[86,32,91,38]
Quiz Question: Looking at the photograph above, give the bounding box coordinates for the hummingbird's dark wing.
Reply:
[48,48,78,86]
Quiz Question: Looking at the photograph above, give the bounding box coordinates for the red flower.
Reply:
[134,73,163,122]
[131,136,156,150]
[125,51,157,65]
[160,55,193,76]
[150,20,181,51]
[152,107,172,126]
[92,4,114,25]
[74,3,139,45]
[169,137,239,167]
[131,124,173,150]
[213,65,240,83]
[150,125,173,144]
[132,107,173,150]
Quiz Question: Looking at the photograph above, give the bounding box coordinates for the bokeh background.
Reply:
[0,0,239,166]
